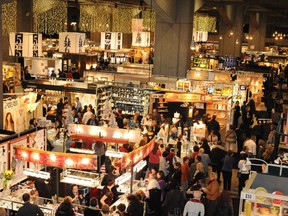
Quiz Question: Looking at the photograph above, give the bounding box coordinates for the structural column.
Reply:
[0,2,3,129]
[248,13,267,51]
[146,0,194,78]
[218,5,244,57]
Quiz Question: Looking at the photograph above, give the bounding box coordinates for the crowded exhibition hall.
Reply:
[1,0,288,215]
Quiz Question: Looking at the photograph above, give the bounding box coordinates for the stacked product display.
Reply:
[97,85,151,117]
[240,172,288,216]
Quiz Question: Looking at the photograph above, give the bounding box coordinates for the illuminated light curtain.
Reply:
[80,5,111,32]
[112,8,138,33]
[142,10,156,32]
[33,0,67,34]
[193,14,216,32]
[2,1,17,36]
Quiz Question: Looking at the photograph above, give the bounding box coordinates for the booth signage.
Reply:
[151,94,164,99]
[9,32,42,57]
[241,192,255,201]
[121,137,156,169]
[59,32,85,53]
[100,32,123,50]
[132,19,143,32]
[132,32,150,47]
[14,146,97,170]
[68,124,141,144]
[165,93,206,102]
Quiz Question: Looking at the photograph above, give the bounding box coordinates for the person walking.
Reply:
[222,150,234,190]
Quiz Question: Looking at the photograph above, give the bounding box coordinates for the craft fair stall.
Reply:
[3,92,42,133]
[0,129,59,215]
[2,62,21,93]
[67,124,155,193]
[24,57,62,78]
[12,143,98,216]
[23,79,98,110]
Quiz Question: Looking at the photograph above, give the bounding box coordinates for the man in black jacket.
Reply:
[17,193,44,216]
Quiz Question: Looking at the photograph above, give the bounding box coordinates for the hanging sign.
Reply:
[68,124,140,144]
[9,33,42,57]
[165,93,208,103]
[59,32,85,53]
[121,137,156,169]
[132,19,143,32]
[100,32,123,50]
[14,146,97,170]
[193,31,208,42]
[132,32,150,47]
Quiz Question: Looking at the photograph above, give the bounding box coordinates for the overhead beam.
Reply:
[194,0,205,12]
[144,0,177,23]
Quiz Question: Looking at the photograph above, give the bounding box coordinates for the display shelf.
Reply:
[115,101,144,106]
[239,172,288,216]
[112,96,145,101]
[97,85,151,117]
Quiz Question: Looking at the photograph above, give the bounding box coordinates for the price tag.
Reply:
[241,192,256,201]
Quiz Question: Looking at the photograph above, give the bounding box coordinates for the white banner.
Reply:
[59,32,85,53]
[132,32,150,47]
[100,32,123,50]
[132,19,143,32]
[9,33,42,57]
[193,31,208,42]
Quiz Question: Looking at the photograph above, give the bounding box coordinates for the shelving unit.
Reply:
[206,96,231,129]
[157,96,169,113]
[97,85,151,117]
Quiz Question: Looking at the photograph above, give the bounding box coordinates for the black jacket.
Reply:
[17,202,44,216]
[209,145,226,167]
[56,203,75,216]
[162,189,185,214]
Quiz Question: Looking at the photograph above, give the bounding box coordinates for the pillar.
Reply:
[218,5,244,57]
[149,0,194,78]
[0,2,3,129]
[248,13,267,51]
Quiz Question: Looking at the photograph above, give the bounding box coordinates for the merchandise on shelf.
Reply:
[239,172,288,216]
[97,86,151,117]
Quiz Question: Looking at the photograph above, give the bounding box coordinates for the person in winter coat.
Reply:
[221,150,234,190]
[215,190,234,216]
[55,196,75,216]
[209,144,226,183]
[162,180,186,216]
[203,172,220,216]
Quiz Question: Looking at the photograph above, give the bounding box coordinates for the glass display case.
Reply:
[0,195,56,216]
[239,172,288,216]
